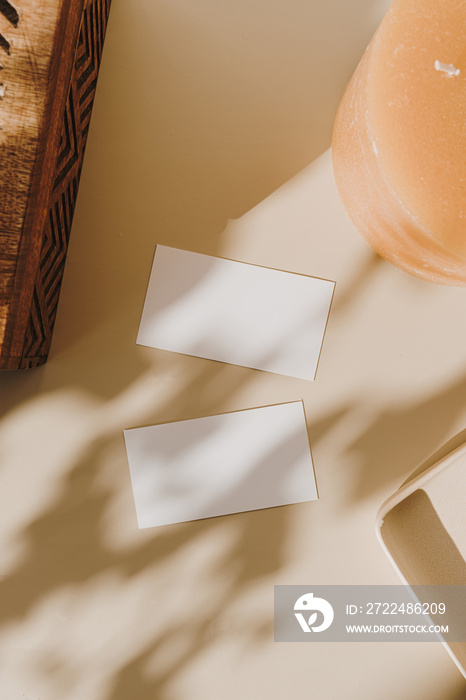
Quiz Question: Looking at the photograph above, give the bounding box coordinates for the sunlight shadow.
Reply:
[347,373,466,503]
[6,0,466,698]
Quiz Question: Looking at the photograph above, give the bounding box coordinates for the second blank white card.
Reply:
[137,246,334,380]
[124,401,318,529]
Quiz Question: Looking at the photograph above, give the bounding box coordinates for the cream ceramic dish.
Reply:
[377,441,466,677]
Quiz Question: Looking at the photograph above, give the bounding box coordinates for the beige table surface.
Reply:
[1,0,466,698]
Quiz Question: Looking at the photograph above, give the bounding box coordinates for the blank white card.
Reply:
[124,401,318,529]
[137,246,334,380]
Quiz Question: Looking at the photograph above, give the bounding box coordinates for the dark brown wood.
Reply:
[0,0,111,370]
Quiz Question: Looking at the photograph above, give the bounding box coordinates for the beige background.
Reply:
[1,0,466,697]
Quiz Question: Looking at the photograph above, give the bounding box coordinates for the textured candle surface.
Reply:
[332,0,466,285]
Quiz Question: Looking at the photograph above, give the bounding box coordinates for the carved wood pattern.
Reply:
[0,0,111,370]
[21,0,111,369]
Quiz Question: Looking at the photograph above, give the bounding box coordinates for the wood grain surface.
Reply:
[0,0,111,370]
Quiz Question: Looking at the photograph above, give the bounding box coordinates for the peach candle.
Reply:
[332,0,466,285]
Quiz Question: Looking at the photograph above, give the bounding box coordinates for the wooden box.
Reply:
[0,0,111,369]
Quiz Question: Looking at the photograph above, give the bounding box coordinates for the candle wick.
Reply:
[434,60,460,76]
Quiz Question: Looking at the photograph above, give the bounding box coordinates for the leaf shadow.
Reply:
[347,372,466,503]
